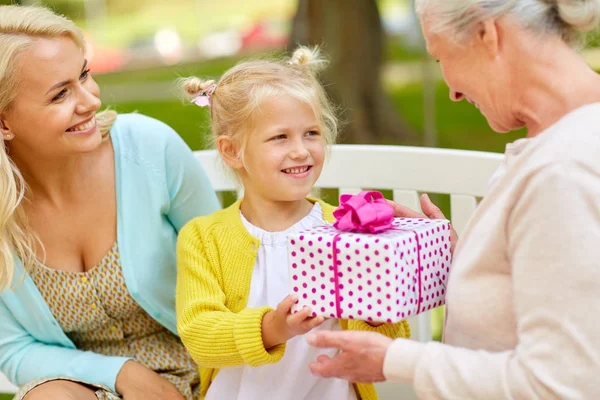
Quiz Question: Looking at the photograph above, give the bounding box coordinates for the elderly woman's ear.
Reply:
[477,19,500,59]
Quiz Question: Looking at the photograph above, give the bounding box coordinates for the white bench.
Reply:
[196,144,503,399]
[0,144,503,397]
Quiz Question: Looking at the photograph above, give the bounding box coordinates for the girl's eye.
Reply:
[80,68,91,80]
[52,89,68,102]
[305,130,320,136]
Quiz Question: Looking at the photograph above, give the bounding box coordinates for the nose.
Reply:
[450,90,464,102]
[75,84,102,115]
[290,138,309,160]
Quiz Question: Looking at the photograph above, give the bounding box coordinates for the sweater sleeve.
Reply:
[382,161,600,399]
[347,319,410,340]
[176,222,286,368]
[0,299,130,392]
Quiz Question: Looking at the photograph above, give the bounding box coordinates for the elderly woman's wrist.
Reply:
[382,339,426,383]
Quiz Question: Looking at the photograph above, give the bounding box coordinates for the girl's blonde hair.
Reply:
[416,0,600,47]
[179,46,338,177]
[0,5,116,290]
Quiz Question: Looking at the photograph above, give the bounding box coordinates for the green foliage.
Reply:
[110,100,211,151]
[98,78,512,153]
[587,30,600,48]
[390,82,525,152]
[94,56,242,86]
[39,0,85,20]
[103,0,144,16]
[385,35,424,62]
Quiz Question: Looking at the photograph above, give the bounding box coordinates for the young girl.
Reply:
[176,47,410,400]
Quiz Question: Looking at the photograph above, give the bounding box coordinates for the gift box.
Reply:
[288,191,452,323]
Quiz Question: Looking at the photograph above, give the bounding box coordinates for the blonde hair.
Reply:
[0,5,116,290]
[179,46,338,178]
[416,0,600,46]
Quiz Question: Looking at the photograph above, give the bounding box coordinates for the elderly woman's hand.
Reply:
[306,330,393,383]
[388,193,458,255]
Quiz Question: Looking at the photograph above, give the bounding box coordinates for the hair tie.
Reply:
[191,84,217,108]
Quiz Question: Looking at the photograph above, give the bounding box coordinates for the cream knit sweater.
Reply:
[383,103,600,399]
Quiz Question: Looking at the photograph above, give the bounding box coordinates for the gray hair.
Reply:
[416,0,600,46]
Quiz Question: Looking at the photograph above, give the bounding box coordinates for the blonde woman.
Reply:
[307,0,600,399]
[0,5,220,400]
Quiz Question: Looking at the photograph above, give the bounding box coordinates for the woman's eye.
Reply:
[52,89,68,102]
[271,134,286,140]
[80,68,91,80]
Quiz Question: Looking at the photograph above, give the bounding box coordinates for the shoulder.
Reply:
[111,113,179,142]
[110,113,189,157]
[110,113,193,173]
[541,103,600,163]
[514,104,600,180]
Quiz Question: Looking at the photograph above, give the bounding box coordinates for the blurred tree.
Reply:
[290,0,411,144]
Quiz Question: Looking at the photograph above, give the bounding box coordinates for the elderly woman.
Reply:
[0,5,220,400]
[307,0,600,398]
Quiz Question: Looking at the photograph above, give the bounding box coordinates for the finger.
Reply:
[276,295,297,315]
[316,354,332,363]
[420,193,447,220]
[306,330,351,350]
[286,306,312,326]
[303,316,325,331]
[309,354,340,378]
[386,199,425,219]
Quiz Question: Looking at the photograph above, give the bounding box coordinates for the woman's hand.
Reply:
[262,295,325,348]
[115,361,185,400]
[388,193,459,255]
[307,330,392,383]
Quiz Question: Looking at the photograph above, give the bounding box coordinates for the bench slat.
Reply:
[450,194,478,236]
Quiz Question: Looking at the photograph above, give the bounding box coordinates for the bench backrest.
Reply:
[0,144,503,397]
[194,144,503,343]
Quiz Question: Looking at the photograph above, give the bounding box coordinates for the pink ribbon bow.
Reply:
[191,84,216,108]
[333,191,394,233]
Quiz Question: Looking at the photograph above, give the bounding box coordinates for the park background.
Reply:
[0,2,599,397]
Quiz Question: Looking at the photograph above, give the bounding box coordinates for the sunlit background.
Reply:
[4,0,599,150]
[0,1,598,364]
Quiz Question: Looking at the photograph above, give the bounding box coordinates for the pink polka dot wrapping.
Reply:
[287,217,452,323]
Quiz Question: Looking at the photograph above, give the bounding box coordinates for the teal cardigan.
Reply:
[0,114,220,392]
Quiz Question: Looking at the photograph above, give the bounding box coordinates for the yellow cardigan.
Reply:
[176,199,410,400]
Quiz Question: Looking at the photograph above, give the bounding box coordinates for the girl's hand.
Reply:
[262,295,324,348]
[116,360,185,400]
